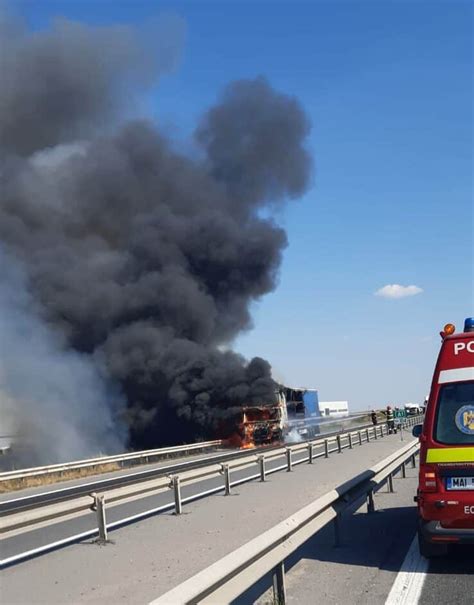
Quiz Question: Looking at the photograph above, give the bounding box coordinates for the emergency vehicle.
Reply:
[413,317,474,557]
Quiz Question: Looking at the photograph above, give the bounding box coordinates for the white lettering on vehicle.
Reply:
[454,341,474,355]
[464,506,474,515]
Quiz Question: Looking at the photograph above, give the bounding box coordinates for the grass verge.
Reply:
[0,462,121,493]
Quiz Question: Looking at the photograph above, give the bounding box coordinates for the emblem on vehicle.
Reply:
[455,405,474,435]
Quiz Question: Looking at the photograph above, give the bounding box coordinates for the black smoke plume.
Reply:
[0,13,312,455]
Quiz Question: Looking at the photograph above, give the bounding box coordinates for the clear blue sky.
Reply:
[13,0,473,410]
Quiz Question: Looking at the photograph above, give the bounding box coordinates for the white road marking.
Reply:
[385,534,428,605]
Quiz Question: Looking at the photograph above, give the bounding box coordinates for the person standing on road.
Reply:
[371,410,378,426]
[386,405,395,434]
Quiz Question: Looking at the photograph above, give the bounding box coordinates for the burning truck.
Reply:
[236,387,320,447]
[239,393,288,447]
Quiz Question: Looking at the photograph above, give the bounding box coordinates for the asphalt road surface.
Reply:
[1,437,346,559]
[243,473,474,605]
[1,433,472,604]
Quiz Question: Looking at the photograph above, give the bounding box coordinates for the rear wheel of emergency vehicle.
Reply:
[417,525,448,558]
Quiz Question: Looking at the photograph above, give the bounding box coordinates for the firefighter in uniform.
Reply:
[386,405,395,434]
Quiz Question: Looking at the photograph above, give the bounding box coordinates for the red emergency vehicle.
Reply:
[414,317,474,557]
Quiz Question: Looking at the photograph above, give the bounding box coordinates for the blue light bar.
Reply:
[464,317,474,333]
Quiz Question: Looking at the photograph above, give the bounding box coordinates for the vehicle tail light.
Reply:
[420,465,438,492]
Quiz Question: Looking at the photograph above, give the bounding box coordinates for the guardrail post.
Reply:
[92,493,108,541]
[286,448,293,472]
[366,428,370,442]
[387,473,394,493]
[358,431,362,446]
[379,425,384,438]
[402,461,407,478]
[337,435,342,453]
[172,475,182,515]
[333,514,342,547]
[367,490,375,513]
[411,454,416,468]
[308,443,314,464]
[258,455,266,482]
[348,433,353,449]
[324,439,329,458]
[374,427,378,440]
[221,464,231,496]
[272,561,286,604]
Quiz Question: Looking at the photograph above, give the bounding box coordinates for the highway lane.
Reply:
[245,469,473,605]
[0,447,248,513]
[419,547,474,605]
[1,435,409,603]
[3,425,470,604]
[241,478,420,604]
[1,441,337,559]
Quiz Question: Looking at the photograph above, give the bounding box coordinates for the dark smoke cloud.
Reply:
[0,13,312,454]
[197,77,311,207]
[0,14,184,155]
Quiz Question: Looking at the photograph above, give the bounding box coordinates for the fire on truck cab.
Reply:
[413,317,474,557]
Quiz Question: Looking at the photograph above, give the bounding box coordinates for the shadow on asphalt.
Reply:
[234,498,474,604]
[233,500,417,604]
[427,546,474,574]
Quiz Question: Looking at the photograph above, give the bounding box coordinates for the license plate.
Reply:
[446,476,474,490]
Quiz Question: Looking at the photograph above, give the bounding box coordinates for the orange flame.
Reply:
[240,440,256,450]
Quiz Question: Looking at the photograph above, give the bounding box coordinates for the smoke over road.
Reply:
[0,13,312,460]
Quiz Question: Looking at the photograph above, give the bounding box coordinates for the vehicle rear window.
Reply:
[434,382,474,445]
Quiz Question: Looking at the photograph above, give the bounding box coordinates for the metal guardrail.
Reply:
[0,418,388,514]
[1,416,411,516]
[151,439,420,605]
[0,427,374,524]
[0,416,423,569]
[0,412,410,483]
[0,439,224,482]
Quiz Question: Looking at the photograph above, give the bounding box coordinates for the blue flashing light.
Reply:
[464,317,474,333]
